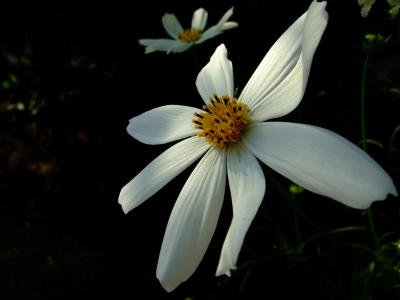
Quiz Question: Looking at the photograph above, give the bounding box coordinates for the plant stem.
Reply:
[360,53,382,261]
[361,53,380,251]
[398,14,400,50]
[367,208,380,251]
[361,54,370,152]
[193,50,200,73]
[261,163,353,250]
[360,53,399,288]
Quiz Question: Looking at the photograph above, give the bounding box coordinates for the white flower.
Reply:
[139,7,238,54]
[358,0,377,17]
[120,0,397,292]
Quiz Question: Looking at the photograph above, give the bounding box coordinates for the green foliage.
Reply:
[0,217,106,299]
[362,33,392,54]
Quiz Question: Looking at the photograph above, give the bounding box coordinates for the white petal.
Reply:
[242,122,398,209]
[118,136,210,214]
[195,44,234,105]
[216,142,265,276]
[197,7,235,43]
[191,8,208,31]
[139,38,190,55]
[161,13,183,39]
[219,21,238,31]
[157,146,227,292]
[127,105,201,145]
[139,39,178,54]
[168,42,192,53]
[195,29,222,44]
[239,0,328,122]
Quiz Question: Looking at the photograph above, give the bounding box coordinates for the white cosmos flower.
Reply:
[120,0,397,292]
[139,7,238,54]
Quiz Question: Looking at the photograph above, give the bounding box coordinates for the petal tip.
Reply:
[215,268,233,277]
[118,189,130,214]
[389,182,398,197]
[157,277,176,293]
[215,261,236,277]
[216,43,227,53]
[157,266,181,292]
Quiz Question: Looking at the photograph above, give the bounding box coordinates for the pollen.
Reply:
[192,94,250,147]
[177,28,202,42]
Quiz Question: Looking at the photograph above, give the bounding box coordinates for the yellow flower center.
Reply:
[177,28,202,42]
[192,94,250,147]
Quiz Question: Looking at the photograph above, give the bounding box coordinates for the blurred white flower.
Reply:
[358,0,377,17]
[139,7,238,54]
[120,0,397,292]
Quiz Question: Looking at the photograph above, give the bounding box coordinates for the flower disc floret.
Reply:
[177,28,202,42]
[192,94,250,147]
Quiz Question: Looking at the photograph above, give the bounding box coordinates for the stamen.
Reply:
[192,120,202,125]
[194,112,204,119]
[193,94,250,147]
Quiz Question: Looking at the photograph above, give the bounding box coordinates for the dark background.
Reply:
[0,0,399,299]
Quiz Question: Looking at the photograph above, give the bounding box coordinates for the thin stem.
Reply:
[261,163,353,250]
[361,54,370,152]
[389,125,400,157]
[398,14,400,50]
[260,204,282,234]
[292,196,301,245]
[361,50,400,293]
[368,208,380,251]
[193,50,200,73]
[368,197,400,292]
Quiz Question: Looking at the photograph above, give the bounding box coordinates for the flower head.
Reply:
[363,33,391,54]
[120,0,397,292]
[139,7,238,54]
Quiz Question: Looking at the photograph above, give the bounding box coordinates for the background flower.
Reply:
[139,7,238,54]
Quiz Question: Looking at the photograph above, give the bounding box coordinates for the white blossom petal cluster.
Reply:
[139,7,238,54]
[122,0,397,292]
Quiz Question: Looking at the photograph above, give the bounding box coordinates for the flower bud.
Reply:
[362,33,391,54]
[289,183,304,195]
